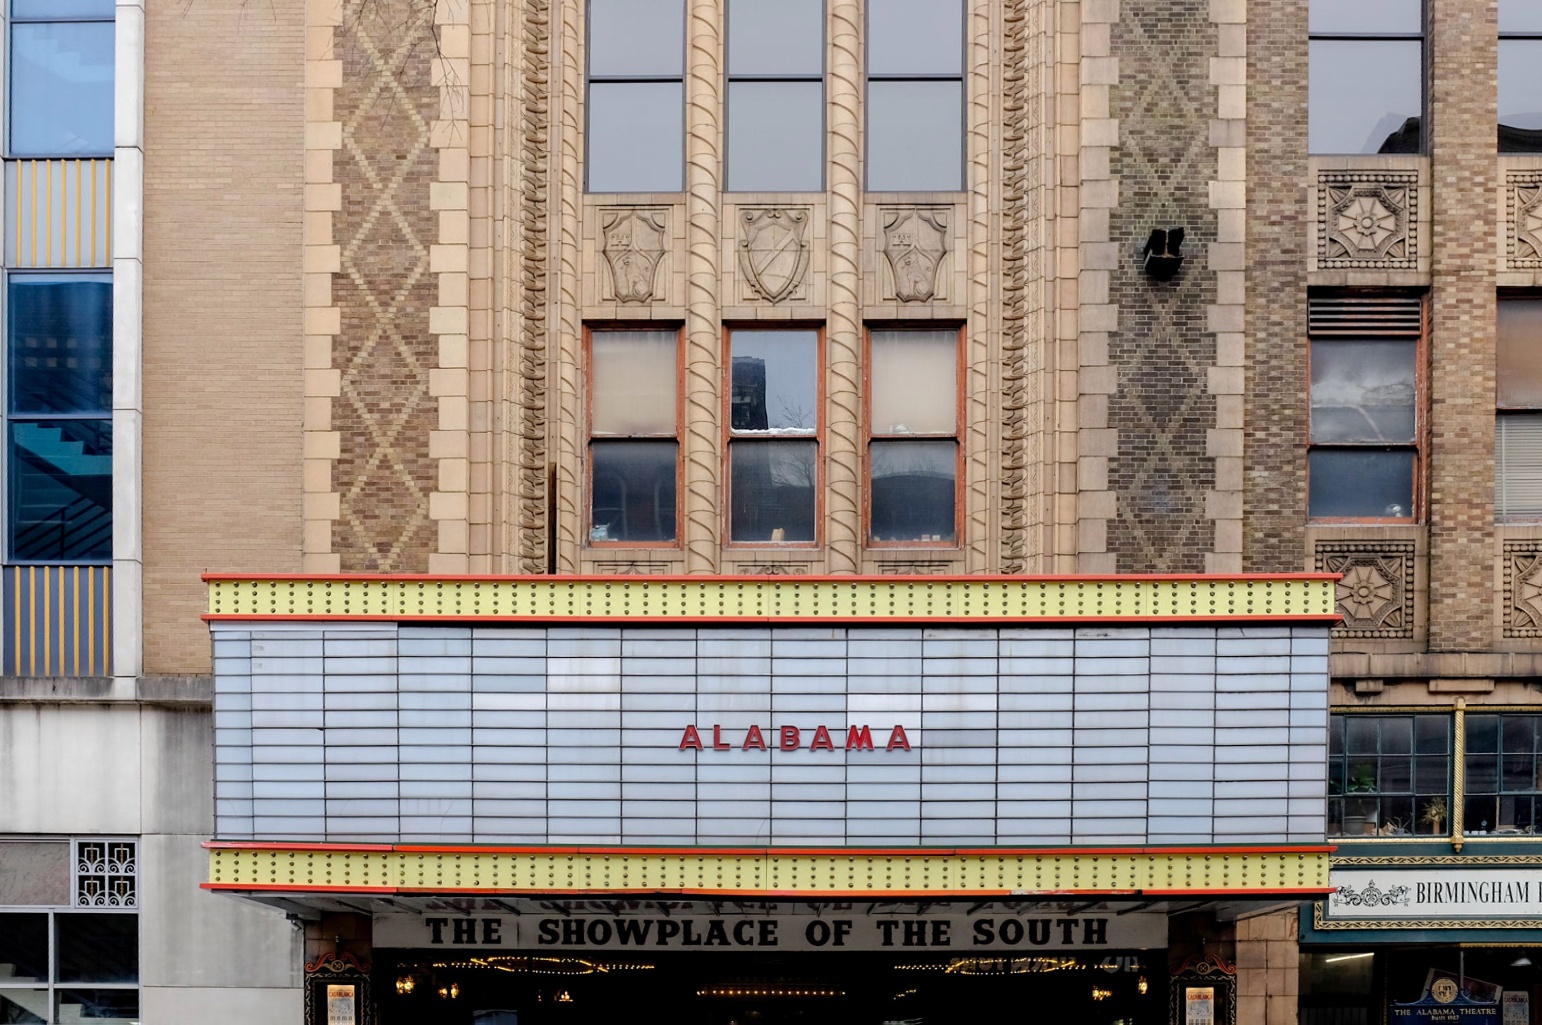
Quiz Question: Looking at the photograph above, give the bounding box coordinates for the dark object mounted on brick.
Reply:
[1142,227,1185,280]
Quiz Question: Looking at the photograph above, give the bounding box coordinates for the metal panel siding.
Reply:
[209,623,1330,846]
[2,564,111,676]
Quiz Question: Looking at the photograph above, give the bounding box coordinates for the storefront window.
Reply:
[1328,713,1450,836]
[1465,713,1542,834]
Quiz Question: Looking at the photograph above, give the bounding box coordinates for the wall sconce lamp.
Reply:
[1142,227,1185,280]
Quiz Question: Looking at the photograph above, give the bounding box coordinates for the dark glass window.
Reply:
[1328,713,1450,837]
[5,274,113,561]
[1308,0,1422,154]
[589,329,679,544]
[1465,714,1542,835]
[1501,2,1542,151]
[586,0,685,192]
[0,909,137,1025]
[728,329,818,542]
[726,0,823,191]
[9,0,114,158]
[867,0,963,190]
[1307,297,1420,521]
[867,328,959,545]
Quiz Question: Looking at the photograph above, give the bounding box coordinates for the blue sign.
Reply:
[1392,993,1501,1025]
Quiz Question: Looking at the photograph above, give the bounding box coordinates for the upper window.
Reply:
[866,0,963,191]
[586,0,684,192]
[866,326,960,545]
[1501,2,1542,152]
[1465,714,1542,835]
[1308,0,1422,154]
[5,273,113,561]
[588,328,680,545]
[726,0,824,191]
[726,328,820,543]
[1328,713,1450,838]
[1307,295,1421,521]
[9,0,115,158]
[1497,299,1542,519]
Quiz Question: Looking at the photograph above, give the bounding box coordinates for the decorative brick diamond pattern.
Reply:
[332,0,439,571]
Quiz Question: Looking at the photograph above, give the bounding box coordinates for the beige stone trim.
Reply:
[302,0,343,574]
[1205,0,1245,573]
[1075,0,1114,573]
[682,0,722,573]
[464,0,498,572]
[825,0,861,573]
[966,0,996,573]
[427,0,474,574]
[552,0,584,572]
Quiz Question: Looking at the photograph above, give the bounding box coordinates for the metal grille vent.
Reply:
[1308,295,1423,336]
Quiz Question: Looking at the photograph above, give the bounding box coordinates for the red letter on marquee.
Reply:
[679,725,703,751]
[711,724,731,750]
[886,725,911,751]
[743,725,767,750]
[780,726,802,751]
[845,725,874,751]
[810,725,835,751]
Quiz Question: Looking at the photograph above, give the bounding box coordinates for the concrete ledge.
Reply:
[0,675,212,705]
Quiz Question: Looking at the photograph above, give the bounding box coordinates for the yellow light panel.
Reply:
[205,844,1332,898]
[206,575,1338,623]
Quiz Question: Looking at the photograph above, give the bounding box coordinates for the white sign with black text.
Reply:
[1328,868,1542,920]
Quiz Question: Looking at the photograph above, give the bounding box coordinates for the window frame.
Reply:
[1499,2,1542,153]
[3,268,114,564]
[6,0,117,161]
[721,323,825,548]
[584,323,685,549]
[583,0,686,194]
[864,0,966,192]
[1462,711,1542,836]
[1307,3,1424,156]
[724,0,826,193]
[1495,295,1542,520]
[862,322,964,549]
[1305,294,1425,524]
[1327,711,1452,840]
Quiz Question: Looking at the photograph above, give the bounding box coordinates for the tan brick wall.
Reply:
[1243,0,1308,575]
[141,0,306,674]
[1235,908,1300,1025]
[1426,0,1498,650]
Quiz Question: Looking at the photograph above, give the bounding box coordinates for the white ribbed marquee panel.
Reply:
[210,622,1329,846]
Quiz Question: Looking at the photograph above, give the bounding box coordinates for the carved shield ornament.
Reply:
[738,208,810,303]
[882,207,948,302]
[601,208,667,303]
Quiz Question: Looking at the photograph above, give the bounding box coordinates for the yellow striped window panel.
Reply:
[3,564,111,677]
[5,159,113,269]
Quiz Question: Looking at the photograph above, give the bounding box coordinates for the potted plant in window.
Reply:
[1421,796,1448,835]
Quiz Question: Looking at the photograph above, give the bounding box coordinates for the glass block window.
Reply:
[1465,714,1542,835]
[73,839,135,908]
[1328,713,1450,837]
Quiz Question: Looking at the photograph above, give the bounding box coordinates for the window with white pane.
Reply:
[727,328,819,543]
[588,328,681,544]
[866,327,960,545]
[1307,296,1421,521]
[866,0,964,190]
[1308,0,1422,154]
[586,0,685,192]
[1497,299,1542,519]
[727,0,824,191]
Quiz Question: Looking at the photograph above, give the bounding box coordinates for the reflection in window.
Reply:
[867,0,963,190]
[868,328,958,544]
[727,0,823,191]
[1465,714,1542,835]
[5,274,113,561]
[589,330,680,543]
[1308,0,1421,154]
[1328,713,1449,837]
[586,0,685,191]
[1307,296,1420,520]
[0,909,137,1025]
[729,329,817,543]
[1501,2,1542,151]
[9,8,114,157]
[1497,300,1542,518]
